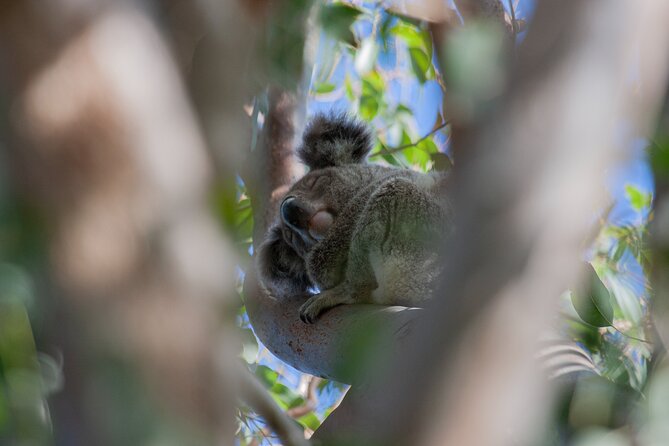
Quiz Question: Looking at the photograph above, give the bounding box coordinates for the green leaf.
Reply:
[391,22,433,84]
[359,95,379,121]
[650,136,669,179]
[254,365,278,388]
[344,76,355,101]
[409,48,430,83]
[395,104,413,116]
[390,22,427,51]
[319,3,363,46]
[296,412,321,431]
[571,265,614,327]
[417,138,439,154]
[269,382,302,409]
[313,82,336,94]
[624,184,652,212]
[404,146,430,169]
[602,270,643,324]
[431,152,453,172]
[361,70,385,95]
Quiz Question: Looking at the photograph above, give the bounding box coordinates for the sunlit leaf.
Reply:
[624,184,652,212]
[297,412,321,431]
[409,48,430,83]
[602,270,643,324]
[404,146,430,169]
[417,138,439,154]
[343,76,355,102]
[361,70,385,94]
[391,22,427,51]
[359,94,379,120]
[313,82,336,94]
[391,22,433,84]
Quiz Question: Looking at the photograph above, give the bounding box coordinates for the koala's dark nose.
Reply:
[280,197,308,230]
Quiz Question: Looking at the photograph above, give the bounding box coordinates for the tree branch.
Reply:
[237,364,310,446]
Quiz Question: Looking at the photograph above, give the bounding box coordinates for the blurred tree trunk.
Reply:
[0,2,243,443]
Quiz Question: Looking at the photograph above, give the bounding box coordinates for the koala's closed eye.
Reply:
[306,175,329,190]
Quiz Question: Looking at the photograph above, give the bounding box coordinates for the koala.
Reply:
[257,113,450,323]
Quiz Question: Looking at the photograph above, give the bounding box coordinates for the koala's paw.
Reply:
[299,287,354,324]
[299,296,327,324]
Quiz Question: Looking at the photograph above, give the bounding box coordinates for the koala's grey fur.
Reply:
[257,113,450,323]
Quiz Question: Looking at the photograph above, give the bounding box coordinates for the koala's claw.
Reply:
[299,299,323,324]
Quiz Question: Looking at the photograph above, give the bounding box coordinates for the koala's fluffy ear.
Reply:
[298,113,373,170]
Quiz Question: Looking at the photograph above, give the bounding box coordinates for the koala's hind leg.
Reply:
[354,177,441,307]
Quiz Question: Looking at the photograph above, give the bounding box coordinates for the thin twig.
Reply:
[506,0,517,45]
[372,121,449,156]
[287,376,322,418]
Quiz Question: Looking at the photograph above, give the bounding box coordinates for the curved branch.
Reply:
[237,364,309,446]
[245,269,420,384]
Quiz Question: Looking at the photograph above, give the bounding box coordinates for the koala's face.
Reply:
[278,168,357,257]
[257,113,375,296]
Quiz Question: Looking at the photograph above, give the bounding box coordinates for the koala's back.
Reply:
[256,113,450,322]
[306,165,448,305]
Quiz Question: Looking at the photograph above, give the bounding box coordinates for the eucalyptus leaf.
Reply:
[319,3,363,47]
[297,412,321,431]
[650,136,669,178]
[313,82,337,94]
[571,265,614,327]
[409,48,430,83]
[359,95,379,121]
[603,270,643,324]
[431,152,453,172]
[254,365,278,388]
[624,184,652,212]
[417,138,439,154]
